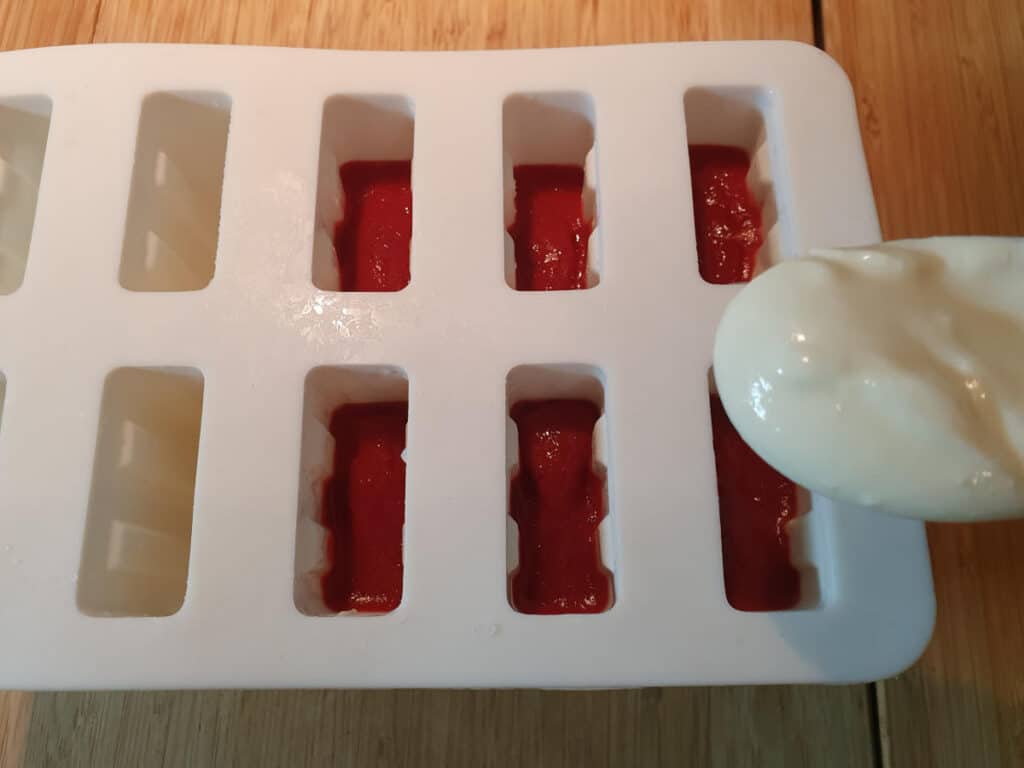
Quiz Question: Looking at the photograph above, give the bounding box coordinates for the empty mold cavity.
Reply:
[77,367,204,617]
[503,93,600,290]
[684,87,788,283]
[119,92,231,291]
[506,365,615,614]
[707,371,821,611]
[295,366,409,616]
[313,96,414,291]
[0,96,52,294]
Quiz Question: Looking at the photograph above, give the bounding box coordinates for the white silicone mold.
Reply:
[0,42,934,689]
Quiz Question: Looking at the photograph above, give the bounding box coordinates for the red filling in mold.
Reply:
[689,145,764,284]
[334,160,412,291]
[321,402,407,613]
[509,399,613,614]
[509,164,593,291]
[710,394,801,611]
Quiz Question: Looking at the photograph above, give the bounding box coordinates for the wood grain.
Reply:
[90,0,813,49]
[824,0,1024,239]
[0,692,32,768]
[0,0,99,51]
[300,0,813,49]
[92,0,314,46]
[24,687,874,768]
[824,1,1024,766]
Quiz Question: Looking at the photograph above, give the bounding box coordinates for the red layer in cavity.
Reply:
[509,399,613,614]
[334,160,412,291]
[321,402,407,613]
[509,164,593,291]
[710,394,801,611]
[689,145,764,284]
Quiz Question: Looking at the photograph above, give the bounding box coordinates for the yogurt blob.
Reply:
[712,237,1024,521]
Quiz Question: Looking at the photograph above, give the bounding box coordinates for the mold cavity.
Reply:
[0,96,52,294]
[313,96,414,292]
[684,87,788,284]
[707,371,821,611]
[296,366,408,616]
[119,92,231,292]
[503,93,600,290]
[506,365,615,614]
[77,367,204,617]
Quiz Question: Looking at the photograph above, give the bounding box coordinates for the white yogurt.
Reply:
[713,237,1024,521]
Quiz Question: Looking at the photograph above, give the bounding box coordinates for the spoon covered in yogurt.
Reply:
[713,237,1024,522]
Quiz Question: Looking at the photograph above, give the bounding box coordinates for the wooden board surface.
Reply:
[0,2,877,767]
[2,0,1023,765]
[89,0,813,49]
[823,2,1024,766]
[23,688,876,768]
[0,0,99,51]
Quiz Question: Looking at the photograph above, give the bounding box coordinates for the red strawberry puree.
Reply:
[509,164,593,290]
[689,145,764,283]
[321,402,407,613]
[334,161,411,291]
[710,394,801,611]
[694,145,801,609]
[509,399,613,614]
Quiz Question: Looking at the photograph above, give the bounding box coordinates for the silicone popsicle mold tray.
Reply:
[0,42,934,689]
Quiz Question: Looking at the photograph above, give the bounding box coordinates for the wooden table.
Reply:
[1,1,1021,765]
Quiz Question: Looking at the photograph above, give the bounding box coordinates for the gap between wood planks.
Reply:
[812,1,890,766]
[812,0,825,48]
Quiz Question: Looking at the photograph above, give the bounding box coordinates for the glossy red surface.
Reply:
[321,402,407,613]
[509,399,613,614]
[334,160,411,291]
[689,145,764,284]
[509,164,593,290]
[710,394,801,611]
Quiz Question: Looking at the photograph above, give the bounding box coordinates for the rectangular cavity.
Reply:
[119,92,231,292]
[77,367,204,617]
[708,381,821,611]
[295,366,408,616]
[0,96,52,294]
[506,365,615,614]
[684,87,789,284]
[313,96,414,291]
[503,93,600,290]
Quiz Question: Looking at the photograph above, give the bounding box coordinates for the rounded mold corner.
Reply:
[884,592,937,680]
[774,40,857,99]
[846,594,936,684]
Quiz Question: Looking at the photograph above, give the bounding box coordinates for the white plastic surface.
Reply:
[0,42,934,689]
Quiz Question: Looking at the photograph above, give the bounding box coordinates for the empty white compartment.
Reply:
[506,364,616,611]
[503,93,601,288]
[77,367,205,617]
[0,96,52,294]
[684,87,791,277]
[312,95,415,290]
[119,92,231,291]
[295,365,409,616]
